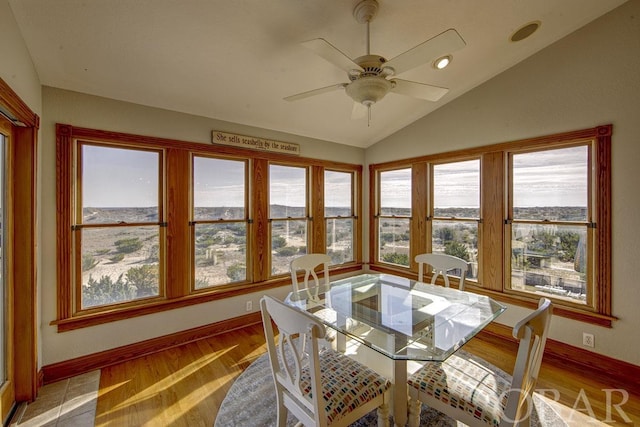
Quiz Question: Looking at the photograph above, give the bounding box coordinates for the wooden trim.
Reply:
[42,312,263,384]
[0,77,38,128]
[410,163,428,271]
[56,124,73,319]
[311,165,325,254]
[595,127,612,316]
[252,158,269,282]
[477,322,639,396]
[166,148,190,297]
[369,125,611,170]
[369,125,613,325]
[481,151,504,291]
[55,124,363,329]
[59,124,358,168]
[12,126,38,402]
[0,78,40,405]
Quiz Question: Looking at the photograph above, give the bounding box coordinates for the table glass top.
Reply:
[286,273,506,361]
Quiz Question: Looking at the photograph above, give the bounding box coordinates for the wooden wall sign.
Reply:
[211,131,300,156]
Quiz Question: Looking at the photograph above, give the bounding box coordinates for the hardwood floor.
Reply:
[95,322,639,426]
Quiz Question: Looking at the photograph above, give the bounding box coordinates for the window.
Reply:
[324,170,355,265]
[269,164,308,276]
[77,143,163,309]
[369,125,612,325]
[431,159,480,281]
[192,156,248,288]
[507,145,591,306]
[377,168,411,267]
[56,124,363,330]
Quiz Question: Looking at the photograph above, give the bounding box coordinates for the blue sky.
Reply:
[83,144,587,209]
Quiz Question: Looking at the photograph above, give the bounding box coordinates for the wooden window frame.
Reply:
[55,124,363,331]
[268,162,310,278]
[190,154,250,290]
[73,141,167,313]
[429,157,482,285]
[369,125,613,327]
[374,167,413,268]
[323,168,358,266]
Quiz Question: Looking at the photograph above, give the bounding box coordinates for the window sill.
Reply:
[52,263,364,332]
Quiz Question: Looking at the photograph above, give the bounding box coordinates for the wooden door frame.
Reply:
[0,78,39,406]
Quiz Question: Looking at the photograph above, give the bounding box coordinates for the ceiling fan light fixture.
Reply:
[345,76,392,105]
[433,55,452,69]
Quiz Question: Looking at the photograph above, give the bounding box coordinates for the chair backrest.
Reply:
[415,253,469,290]
[260,295,327,427]
[290,253,331,299]
[501,298,553,427]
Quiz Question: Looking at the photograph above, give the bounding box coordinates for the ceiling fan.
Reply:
[285,0,466,121]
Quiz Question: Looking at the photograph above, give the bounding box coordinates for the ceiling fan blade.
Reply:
[390,79,449,102]
[301,38,364,73]
[384,29,466,76]
[351,102,368,120]
[284,83,347,102]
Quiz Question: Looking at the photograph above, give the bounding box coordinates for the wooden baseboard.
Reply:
[478,322,640,396]
[41,312,262,384]
[42,312,639,398]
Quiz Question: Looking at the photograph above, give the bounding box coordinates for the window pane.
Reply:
[380,169,411,216]
[324,170,352,217]
[194,223,247,288]
[379,218,410,266]
[434,160,479,218]
[82,145,159,224]
[326,218,353,265]
[271,219,307,275]
[81,226,160,308]
[432,220,478,280]
[513,146,588,221]
[270,165,306,218]
[194,157,245,220]
[510,223,587,303]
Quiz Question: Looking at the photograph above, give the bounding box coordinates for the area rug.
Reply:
[214,349,567,426]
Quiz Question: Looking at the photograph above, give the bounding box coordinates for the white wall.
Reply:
[366,1,640,366]
[1,0,43,369]
[39,86,364,365]
[0,0,41,111]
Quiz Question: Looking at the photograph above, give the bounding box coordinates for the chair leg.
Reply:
[407,397,422,427]
[377,402,390,427]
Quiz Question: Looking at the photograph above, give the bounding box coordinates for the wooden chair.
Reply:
[407,298,553,427]
[290,253,332,300]
[260,295,391,427]
[415,253,469,290]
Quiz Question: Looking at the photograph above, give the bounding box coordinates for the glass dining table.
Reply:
[285,273,506,427]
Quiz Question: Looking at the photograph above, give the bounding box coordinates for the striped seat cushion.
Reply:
[298,349,390,424]
[408,352,511,426]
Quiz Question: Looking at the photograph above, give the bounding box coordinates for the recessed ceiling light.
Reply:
[433,55,452,70]
[510,21,541,42]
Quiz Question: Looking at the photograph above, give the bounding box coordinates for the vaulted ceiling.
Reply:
[9,0,626,147]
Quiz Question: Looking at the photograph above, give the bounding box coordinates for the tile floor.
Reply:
[9,370,99,427]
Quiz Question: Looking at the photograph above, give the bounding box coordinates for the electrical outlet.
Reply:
[245,300,252,312]
[582,332,595,348]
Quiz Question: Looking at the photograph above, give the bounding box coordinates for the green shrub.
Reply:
[226,264,246,282]
[109,253,125,263]
[114,237,143,254]
[276,246,297,257]
[82,254,99,271]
